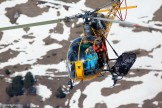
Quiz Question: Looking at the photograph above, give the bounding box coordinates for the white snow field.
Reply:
[0,0,162,107]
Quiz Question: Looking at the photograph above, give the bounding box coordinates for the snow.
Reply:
[36,84,52,101]
[10,61,67,77]
[37,0,92,13]
[69,89,81,108]
[44,105,53,108]
[65,99,69,106]
[0,75,4,77]
[0,43,62,68]
[0,0,28,27]
[4,78,12,83]
[30,103,39,108]
[48,77,53,80]
[120,0,162,23]
[153,101,158,106]
[83,72,162,108]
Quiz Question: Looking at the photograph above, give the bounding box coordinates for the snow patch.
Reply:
[65,99,69,106]
[4,78,12,83]
[44,105,53,108]
[153,101,158,106]
[10,61,67,77]
[30,103,39,108]
[69,89,81,108]
[36,84,52,101]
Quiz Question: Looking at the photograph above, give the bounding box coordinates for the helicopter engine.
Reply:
[91,13,107,30]
[83,13,107,36]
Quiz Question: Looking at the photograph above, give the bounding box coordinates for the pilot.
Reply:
[93,39,108,70]
[80,37,93,52]
[85,46,98,70]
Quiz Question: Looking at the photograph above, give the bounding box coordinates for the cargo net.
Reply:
[111,52,136,76]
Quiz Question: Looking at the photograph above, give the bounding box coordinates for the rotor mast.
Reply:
[104,0,121,38]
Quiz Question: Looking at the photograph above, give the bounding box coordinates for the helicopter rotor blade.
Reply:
[0,13,83,31]
[91,17,162,31]
[0,18,64,31]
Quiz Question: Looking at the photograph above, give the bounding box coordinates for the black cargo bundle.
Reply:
[111,52,136,76]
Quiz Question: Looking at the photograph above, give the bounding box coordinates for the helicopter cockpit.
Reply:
[67,36,102,80]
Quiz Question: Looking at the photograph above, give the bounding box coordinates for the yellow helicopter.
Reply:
[0,0,159,88]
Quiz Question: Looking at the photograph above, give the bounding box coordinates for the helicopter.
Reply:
[0,0,160,89]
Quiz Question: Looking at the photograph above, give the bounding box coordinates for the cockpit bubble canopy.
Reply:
[67,36,101,80]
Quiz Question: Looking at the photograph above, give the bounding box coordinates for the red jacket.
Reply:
[93,43,107,53]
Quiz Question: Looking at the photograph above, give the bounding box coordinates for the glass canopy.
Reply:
[67,36,100,79]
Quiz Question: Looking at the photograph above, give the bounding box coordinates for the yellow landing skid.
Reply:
[97,5,137,13]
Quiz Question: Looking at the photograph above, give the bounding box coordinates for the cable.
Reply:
[102,35,119,57]
[123,0,127,21]
[116,0,128,21]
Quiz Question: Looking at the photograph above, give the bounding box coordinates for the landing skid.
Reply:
[67,79,74,91]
